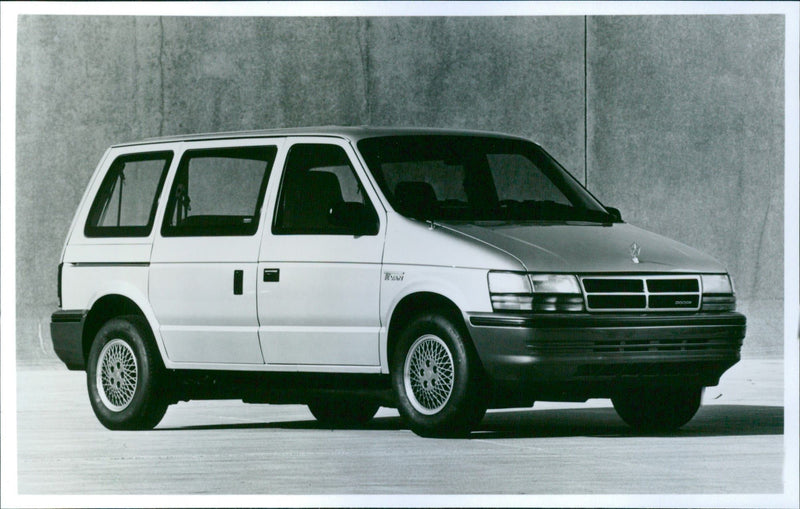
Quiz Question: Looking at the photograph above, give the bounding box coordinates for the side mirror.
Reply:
[328,202,379,236]
[606,207,623,222]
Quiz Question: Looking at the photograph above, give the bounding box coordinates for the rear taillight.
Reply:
[57,262,63,308]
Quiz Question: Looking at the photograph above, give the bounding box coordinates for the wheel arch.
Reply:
[82,293,163,366]
[386,291,476,373]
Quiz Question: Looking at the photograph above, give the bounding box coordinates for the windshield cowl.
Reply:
[400,200,621,225]
[436,217,621,228]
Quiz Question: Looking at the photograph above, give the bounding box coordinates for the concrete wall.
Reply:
[14,15,784,362]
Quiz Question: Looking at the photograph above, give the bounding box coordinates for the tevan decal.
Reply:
[384,271,405,282]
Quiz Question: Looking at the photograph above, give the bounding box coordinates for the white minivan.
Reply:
[51,127,746,436]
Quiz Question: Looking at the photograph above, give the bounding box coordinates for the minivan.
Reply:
[51,127,746,436]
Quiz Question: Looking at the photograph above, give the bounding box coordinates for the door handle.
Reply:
[233,270,243,295]
[263,268,280,282]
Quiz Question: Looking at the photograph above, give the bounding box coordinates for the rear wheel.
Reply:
[612,385,703,432]
[86,315,169,430]
[391,313,486,437]
[307,397,380,428]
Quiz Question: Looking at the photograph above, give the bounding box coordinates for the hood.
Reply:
[437,221,726,274]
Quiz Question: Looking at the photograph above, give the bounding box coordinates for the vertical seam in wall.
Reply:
[133,18,139,134]
[358,18,372,125]
[584,15,588,187]
[158,17,165,136]
[750,191,773,298]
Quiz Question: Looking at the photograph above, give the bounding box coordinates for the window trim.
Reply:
[160,145,277,238]
[84,151,173,238]
[272,143,380,236]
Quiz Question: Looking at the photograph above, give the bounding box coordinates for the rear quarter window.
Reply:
[84,151,173,238]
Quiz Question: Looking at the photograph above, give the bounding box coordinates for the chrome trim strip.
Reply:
[70,262,150,267]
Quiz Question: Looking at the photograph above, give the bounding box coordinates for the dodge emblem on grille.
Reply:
[630,242,641,264]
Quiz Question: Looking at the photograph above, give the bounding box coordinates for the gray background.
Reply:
[15,15,784,363]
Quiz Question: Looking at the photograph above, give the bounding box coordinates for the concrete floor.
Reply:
[8,359,789,504]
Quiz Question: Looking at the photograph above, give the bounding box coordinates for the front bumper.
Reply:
[467,311,745,401]
[50,310,87,370]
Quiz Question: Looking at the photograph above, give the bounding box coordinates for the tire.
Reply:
[307,397,380,428]
[612,385,703,432]
[86,315,169,430]
[391,313,487,437]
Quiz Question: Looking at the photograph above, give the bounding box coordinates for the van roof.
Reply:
[111,126,530,147]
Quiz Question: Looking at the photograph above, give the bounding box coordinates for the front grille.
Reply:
[580,275,701,312]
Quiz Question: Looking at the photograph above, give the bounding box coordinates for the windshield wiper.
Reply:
[500,200,617,223]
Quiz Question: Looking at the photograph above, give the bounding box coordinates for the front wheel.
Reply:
[86,315,169,430]
[612,385,703,432]
[391,313,487,437]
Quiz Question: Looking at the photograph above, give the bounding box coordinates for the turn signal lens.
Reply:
[491,294,535,311]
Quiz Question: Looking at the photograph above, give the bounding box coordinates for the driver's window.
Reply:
[273,144,376,235]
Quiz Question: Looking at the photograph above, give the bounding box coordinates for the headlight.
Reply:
[529,274,581,294]
[701,274,733,294]
[488,272,584,313]
[488,272,532,294]
[701,274,736,311]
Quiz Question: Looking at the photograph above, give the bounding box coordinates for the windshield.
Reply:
[357,135,615,223]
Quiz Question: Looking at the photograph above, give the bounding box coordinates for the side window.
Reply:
[85,151,173,237]
[273,144,378,235]
[161,146,277,237]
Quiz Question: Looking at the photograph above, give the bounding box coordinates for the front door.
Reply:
[149,139,283,364]
[257,139,385,367]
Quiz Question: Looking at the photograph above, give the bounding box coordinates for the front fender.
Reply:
[378,265,493,372]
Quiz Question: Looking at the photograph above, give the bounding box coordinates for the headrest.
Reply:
[394,181,438,219]
[304,171,343,205]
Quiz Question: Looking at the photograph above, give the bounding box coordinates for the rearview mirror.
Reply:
[605,206,623,222]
